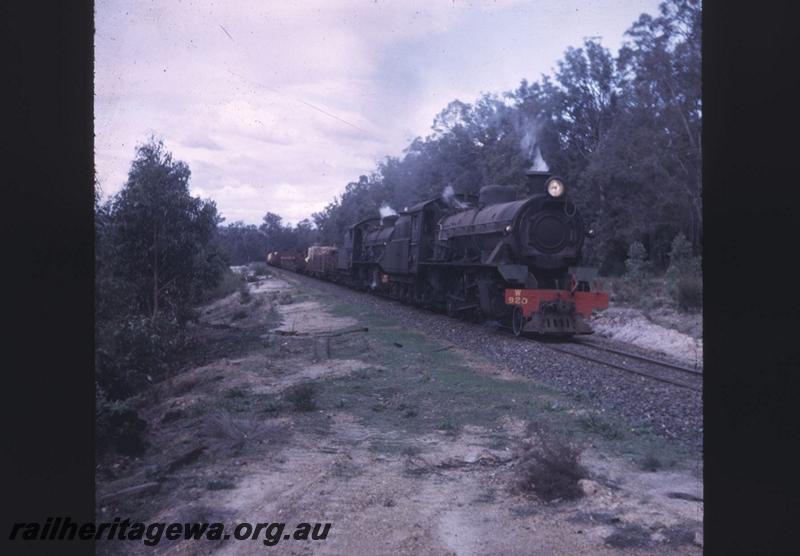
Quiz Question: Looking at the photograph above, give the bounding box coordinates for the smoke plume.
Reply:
[518,119,550,172]
[441,184,469,209]
[529,143,549,172]
[379,203,397,219]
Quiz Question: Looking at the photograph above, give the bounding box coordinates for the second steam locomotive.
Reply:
[268,170,608,336]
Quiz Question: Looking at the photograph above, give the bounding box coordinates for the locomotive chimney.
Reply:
[380,214,399,227]
[525,169,553,195]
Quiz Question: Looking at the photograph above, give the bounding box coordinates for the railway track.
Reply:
[532,336,703,393]
[274,267,702,393]
[269,268,702,445]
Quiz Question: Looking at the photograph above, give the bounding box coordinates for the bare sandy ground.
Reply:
[590,306,703,367]
[96,275,702,555]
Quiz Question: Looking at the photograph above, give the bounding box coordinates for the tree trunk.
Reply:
[152,224,158,319]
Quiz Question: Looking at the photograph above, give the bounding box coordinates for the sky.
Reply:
[95,0,661,226]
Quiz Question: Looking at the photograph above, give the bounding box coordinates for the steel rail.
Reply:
[535,341,702,393]
[275,268,703,392]
[574,338,702,376]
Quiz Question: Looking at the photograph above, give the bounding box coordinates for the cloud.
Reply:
[95,0,660,224]
[180,134,223,151]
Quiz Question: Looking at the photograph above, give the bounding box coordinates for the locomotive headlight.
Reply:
[547,179,565,197]
[505,225,513,234]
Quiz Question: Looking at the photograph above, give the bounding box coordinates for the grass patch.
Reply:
[207,477,237,490]
[303,291,696,469]
[314,322,571,441]
[311,319,692,464]
[262,397,281,414]
[216,390,281,415]
[472,488,497,504]
[604,523,653,548]
[257,304,283,330]
[439,420,460,437]
[205,411,287,453]
[578,413,623,440]
[368,437,413,455]
[330,460,363,479]
[231,308,248,321]
[322,298,397,328]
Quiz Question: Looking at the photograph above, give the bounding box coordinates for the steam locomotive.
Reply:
[269,170,608,336]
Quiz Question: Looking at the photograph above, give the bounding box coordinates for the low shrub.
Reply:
[513,425,587,502]
[664,233,702,312]
[665,234,699,278]
[249,262,270,277]
[204,269,243,302]
[676,277,703,312]
[640,455,662,472]
[96,315,184,400]
[238,282,252,304]
[225,387,248,398]
[96,385,147,456]
[624,241,649,283]
[609,278,642,305]
[284,382,317,412]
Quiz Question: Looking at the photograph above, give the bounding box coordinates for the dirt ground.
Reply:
[96,274,703,555]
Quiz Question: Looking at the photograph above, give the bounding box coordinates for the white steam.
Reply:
[379,203,397,218]
[441,184,469,209]
[529,144,549,172]
[519,120,550,172]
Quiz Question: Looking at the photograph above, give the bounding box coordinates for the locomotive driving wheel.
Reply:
[445,274,468,318]
[511,305,525,337]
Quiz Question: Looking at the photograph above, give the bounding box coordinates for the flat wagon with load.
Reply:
[304,245,338,278]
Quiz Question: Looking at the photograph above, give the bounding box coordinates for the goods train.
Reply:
[268,170,609,336]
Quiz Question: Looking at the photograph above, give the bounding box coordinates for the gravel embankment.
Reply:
[278,270,703,450]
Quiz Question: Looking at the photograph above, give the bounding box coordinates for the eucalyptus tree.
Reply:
[104,138,224,320]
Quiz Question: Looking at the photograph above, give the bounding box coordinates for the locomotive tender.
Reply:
[270,170,608,336]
